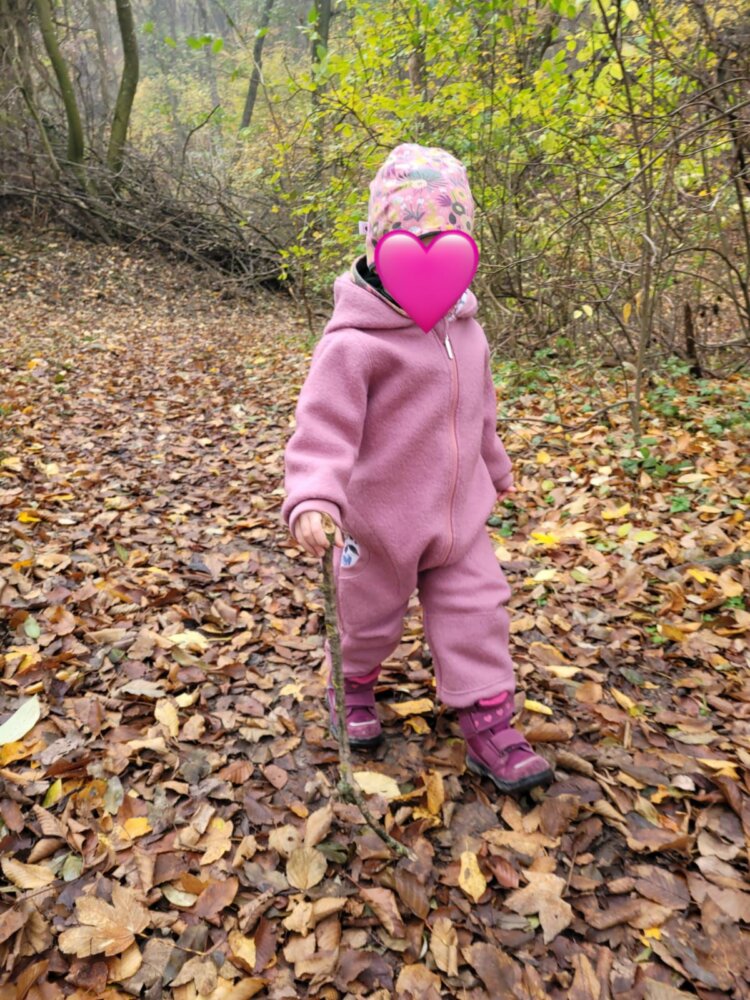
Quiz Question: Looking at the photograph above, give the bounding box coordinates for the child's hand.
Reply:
[293,511,345,557]
[496,484,516,503]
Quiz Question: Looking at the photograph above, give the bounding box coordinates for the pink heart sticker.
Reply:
[374,230,479,333]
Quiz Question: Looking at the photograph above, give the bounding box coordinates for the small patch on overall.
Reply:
[341,536,360,568]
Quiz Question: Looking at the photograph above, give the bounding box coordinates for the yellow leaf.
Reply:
[44,777,64,807]
[610,688,636,712]
[0,740,34,766]
[544,665,580,679]
[531,532,560,547]
[404,716,430,734]
[536,451,552,465]
[617,522,632,538]
[18,511,41,523]
[352,771,401,800]
[582,304,593,317]
[389,698,433,717]
[624,0,639,19]
[602,503,631,520]
[279,681,304,700]
[123,817,152,839]
[524,699,553,716]
[687,567,719,584]
[632,529,658,544]
[459,851,487,903]
[659,623,686,642]
[698,758,739,779]
[623,301,632,323]
[1,456,23,472]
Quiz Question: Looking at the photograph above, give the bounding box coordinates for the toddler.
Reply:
[281,143,553,795]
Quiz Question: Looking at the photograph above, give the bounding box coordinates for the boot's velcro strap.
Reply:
[342,689,378,708]
[487,729,531,753]
[459,703,512,737]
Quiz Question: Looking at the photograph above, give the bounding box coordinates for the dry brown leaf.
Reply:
[228,929,257,973]
[268,824,302,859]
[505,870,573,944]
[59,882,150,957]
[303,803,333,848]
[154,698,179,737]
[430,916,458,976]
[286,847,327,891]
[199,817,233,865]
[395,962,442,1000]
[107,941,143,982]
[360,886,405,937]
[424,771,445,815]
[1,857,55,890]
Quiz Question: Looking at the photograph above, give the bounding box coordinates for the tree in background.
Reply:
[108,0,139,174]
[1,0,748,400]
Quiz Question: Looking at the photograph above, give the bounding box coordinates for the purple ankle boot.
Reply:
[323,641,383,748]
[458,692,554,795]
[326,665,383,749]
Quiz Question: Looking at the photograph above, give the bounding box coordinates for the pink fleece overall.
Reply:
[281,264,516,709]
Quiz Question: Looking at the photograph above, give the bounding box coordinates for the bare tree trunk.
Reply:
[240,0,275,130]
[196,0,220,110]
[85,0,112,111]
[407,14,428,137]
[108,0,139,175]
[310,0,331,171]
[33,0,84,165]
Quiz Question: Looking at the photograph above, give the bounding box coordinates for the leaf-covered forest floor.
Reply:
[1,213,749,1000]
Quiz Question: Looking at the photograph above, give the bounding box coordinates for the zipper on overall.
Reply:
[434,326,459,565]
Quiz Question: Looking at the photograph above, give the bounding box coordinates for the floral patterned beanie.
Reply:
[361,143,475,267]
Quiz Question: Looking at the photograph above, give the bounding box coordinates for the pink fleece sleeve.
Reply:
[281,334,371,531]
[481,349,513,492]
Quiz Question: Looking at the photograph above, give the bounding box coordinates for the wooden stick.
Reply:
[319,514,413,860]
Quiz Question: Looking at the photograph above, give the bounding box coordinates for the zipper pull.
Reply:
[444,333,454,359]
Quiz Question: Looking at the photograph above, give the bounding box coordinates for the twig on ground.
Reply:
[320,514,413,861]
[661,548,750,580]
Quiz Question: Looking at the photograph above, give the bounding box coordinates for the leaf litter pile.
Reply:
[1,219,749,999]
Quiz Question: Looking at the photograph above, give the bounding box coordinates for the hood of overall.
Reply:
[322,258,479,338]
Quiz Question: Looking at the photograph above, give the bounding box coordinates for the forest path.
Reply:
[1,218,749,997]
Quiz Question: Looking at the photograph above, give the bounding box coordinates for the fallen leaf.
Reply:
[430,916,458,976]
[286,847,327,891]
[2,857,55,890]
[0,696,41,746]
[459,851,487,903]
[59,882,150,957]
[505,870,573,943]
[352,770,401,800]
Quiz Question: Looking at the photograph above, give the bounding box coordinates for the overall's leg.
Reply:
[419,524,553,794]
[418,522,515,708]
[325,534,414,747]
